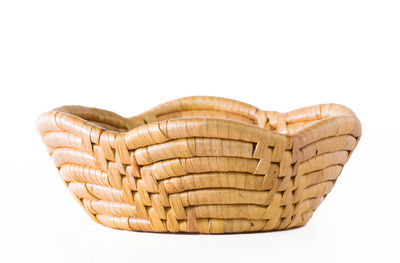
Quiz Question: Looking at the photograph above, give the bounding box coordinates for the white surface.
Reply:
[1,1,399,262]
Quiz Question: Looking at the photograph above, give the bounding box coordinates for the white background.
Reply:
[1,1,399,262]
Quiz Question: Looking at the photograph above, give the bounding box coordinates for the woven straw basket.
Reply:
[37,96,361,233]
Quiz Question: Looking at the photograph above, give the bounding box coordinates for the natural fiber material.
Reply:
[37,96,361,233]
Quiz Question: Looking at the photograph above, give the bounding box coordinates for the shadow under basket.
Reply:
[37,96,361,234]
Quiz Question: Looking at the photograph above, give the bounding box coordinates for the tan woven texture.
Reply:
[37,96,361,233]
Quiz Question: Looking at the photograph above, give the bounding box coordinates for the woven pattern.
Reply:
[37,96,361,233]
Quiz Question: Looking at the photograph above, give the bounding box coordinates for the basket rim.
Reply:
[37,96,361,142]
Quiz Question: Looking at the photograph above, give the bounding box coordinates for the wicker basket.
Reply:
[37,96,361,233]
